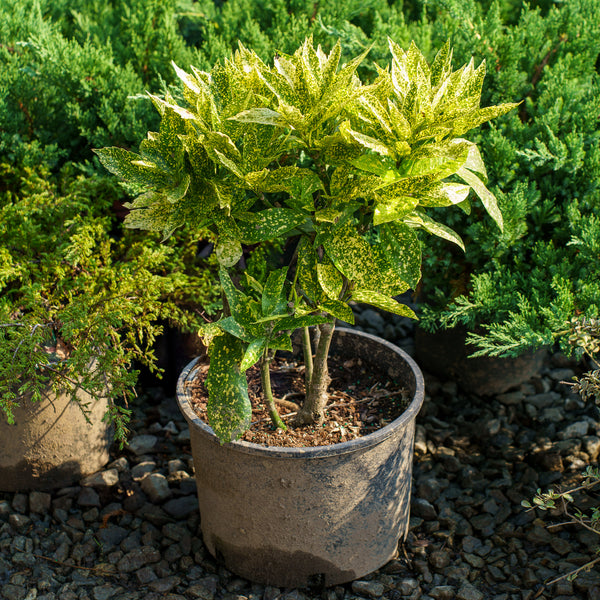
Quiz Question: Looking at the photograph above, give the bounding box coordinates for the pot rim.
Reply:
[176,327,425,458]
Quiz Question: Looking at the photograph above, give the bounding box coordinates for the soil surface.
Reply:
[188,355,410,447]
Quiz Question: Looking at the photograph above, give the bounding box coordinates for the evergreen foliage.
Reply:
[404,0,600,357]
[0,162,219,443]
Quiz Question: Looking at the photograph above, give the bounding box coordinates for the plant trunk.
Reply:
[260,353,287,431]
[294,321,335,426]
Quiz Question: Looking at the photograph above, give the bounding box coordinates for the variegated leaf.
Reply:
[206,333,252,443]
[320,299,354,323]
[406,212,465,250]
[457,166,504,230]
[236,208,305,244]
[322,222,380,290]
[352,290,417,319]
[296,238,326,304]
[379,222,422,289]
[316,261,344,300]
[373,195,419,225]
[216,235,243,267]
[240,338,266,371]
[229,108,286,127]
[262,268,288,316]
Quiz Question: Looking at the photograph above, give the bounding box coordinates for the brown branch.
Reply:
[543,555,600,589]
[33,553,116,575]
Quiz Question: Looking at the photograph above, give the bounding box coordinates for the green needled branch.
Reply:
[260,352,287,431]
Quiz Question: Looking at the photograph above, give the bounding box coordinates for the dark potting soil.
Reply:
[188,355,411,447]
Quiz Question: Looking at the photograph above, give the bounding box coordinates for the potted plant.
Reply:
[0,164,212,491]
[96,37,515,586]
[406,0,600,393]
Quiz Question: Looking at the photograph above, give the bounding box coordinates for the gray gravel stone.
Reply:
[163,495,198,519]
[186,577,219,599]
[77,487,101,507]
[12,494,28,513]
[128,434,158,455]
[96,525,129,548]
[1,584,28,600]
[351,581,385,598]
[117,546,161,573]
[148,576,181,593]
[135,565,158,584]
[93,585,124,600]
[80,469,119,488]
[28,491,51,514]
[141,473,172,503]
[456,584,483,600]
[107,457,129,473]
[412,498,437,520]
[429,586,455,600]
[429,550,452,570]
[132,461,157,481]
[559,420,590,439]
[8,514,31,530]
[397,578,419,595]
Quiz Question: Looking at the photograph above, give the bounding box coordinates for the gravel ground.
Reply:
[2,312,600,600]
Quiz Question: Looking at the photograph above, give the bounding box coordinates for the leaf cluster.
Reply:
[96,37,514,441]
[0,163,220,443]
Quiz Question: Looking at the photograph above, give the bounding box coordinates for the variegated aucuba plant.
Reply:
[95,38,517,442]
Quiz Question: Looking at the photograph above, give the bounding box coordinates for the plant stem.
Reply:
[260,352,287,431]
[302,326,313,388]
[294,321,335,425]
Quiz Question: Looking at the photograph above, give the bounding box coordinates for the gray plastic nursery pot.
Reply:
[415,325,547,396]
[176,328,425,588]
[0,385,112,492]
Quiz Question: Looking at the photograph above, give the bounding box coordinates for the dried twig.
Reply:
[33,553,115,575]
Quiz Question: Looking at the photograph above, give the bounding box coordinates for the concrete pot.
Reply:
[176,328,425,587]
[415,325,547,396]
[0,385,112,492]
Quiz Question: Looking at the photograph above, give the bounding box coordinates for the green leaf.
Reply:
[430,40,452,88]
[320,299,354,323]
[213,149,244,179]
[352,290,417,319]
[219,268,241,314]
[275,313,332,332]
[216,235,243,267]
[240,338,266,371]
[323,222,380,290]
[373,195,419,225]
[217,316,250,341]
[316,261,344,300]
[206,333,252,443]
[457,166,503,231]
[94,147,169,188]
[236,209,305,244]
[229,108,286,127]
[407,212,465,250]
[296,238,325,303]
[379,222,422,289]
[262,268,288,316]
[268,333,293,352]
[419,182,471,207]
[340,121,391,156]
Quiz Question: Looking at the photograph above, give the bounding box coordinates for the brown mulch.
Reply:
[187,355,411,447]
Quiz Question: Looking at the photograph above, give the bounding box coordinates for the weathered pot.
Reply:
[176,328,425,587]
[0,385,112,492]
[415,325,547,396]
